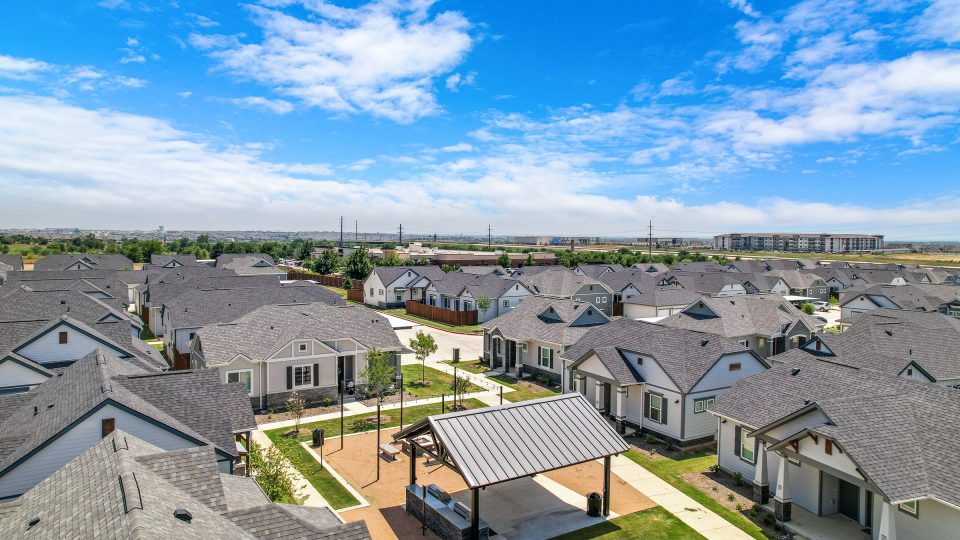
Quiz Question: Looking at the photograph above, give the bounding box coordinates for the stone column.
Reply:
[576,373,587,395]
[774,455,792,522]
[753,442,770,504]
[594,380,605,414]
[877,498,897,540]
[615,387,627,434]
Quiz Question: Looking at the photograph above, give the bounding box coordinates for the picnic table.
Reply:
[379,443,401,462]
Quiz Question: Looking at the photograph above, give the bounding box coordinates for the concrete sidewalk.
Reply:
[250,429,330,508]
[609,455,753,540]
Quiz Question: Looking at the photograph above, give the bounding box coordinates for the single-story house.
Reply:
[191,302,402,409]
[423,273,532,323]
[33,253,134,272]
[711,359,960,540]
[620,287,702,319]
[362,265,447,307]
[562,318,768,445]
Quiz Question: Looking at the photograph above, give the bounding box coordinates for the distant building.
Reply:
[513,236,553,246]
[714,233,884,253]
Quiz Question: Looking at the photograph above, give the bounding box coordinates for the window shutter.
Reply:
[644,392,651,419]
[661,398,668,424]
[537,346,542,366]
[313,364,319,387]
[734,426,742,457]
[286,366,293,390]
[549,349,554,369]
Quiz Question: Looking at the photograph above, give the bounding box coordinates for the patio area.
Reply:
[763,502,870,540]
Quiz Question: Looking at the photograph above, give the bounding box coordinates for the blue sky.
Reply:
[1,0,959,239]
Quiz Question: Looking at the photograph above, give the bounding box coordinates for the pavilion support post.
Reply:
[471,487,480,540]
[409,443,417,486]
[602,455,611,517]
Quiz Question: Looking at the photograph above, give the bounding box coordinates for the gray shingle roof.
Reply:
[394,394,628,489]
[33,253,134,271]
[516,267,610,297]
[576,264,624,278]
[773,309,960,381]
[620,286,701,307]
[216,253,276,266]
[428,272,526,299]
[563,318,753,391]
[146,275,282,308]
[195,302,401,366]
[370,265,446,287]
[596,269,659,293]
[0,349,254,480]
[164,283,345,330]
[630,262,669,273]
[840,283,960,312]
[658,294,823,338]
[712,359,960,508]
[457,265,508,276]
[0,430,368,539]
[661,271,756,294]
[0,255,23,271]
[150,254,203,267]
[480,297,610,346]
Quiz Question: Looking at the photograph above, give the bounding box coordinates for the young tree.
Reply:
[409,331,438,383]
[345,246,373,280]
[800,303,816,315]
[449,374,470,410]
[286,392,306,435]
[524,253,534,267]
[496,252,511,268]
[249,441,297,503]
[359,348,396,403]
[476,295,491,316]
[313,249,341,275]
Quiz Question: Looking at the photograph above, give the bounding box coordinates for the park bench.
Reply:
[379,443,400,462]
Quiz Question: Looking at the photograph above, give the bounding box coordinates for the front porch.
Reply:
[761,502,869,540]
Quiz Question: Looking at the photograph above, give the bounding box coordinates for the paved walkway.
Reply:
[250,429,330,508]
[609,455,753,540]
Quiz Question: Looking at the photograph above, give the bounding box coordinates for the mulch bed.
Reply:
[682,470,755,512]
[358,391,417,407]
[255,403,340,424]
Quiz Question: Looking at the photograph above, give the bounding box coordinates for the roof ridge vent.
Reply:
[791,368,801,376]
[118,471,143,514]
[700,340,709,346]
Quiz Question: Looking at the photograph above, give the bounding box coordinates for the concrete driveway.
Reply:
[814,306,842,329]
[394,323,483,363]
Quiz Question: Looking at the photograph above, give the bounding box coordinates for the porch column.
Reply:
[576,373,587,395]
[774,454,792,522]
[594,380,604,414]
[877,499,897,540]
[615,387,627,434]
[471,487,480,540]
[753,442,769,504]
[409,443,417,486]
[602,455,611,516]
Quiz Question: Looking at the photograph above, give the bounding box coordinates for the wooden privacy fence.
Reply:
[405,300,478,326]
[612,302,624,317]
[171,347,191,371]
[285,271,349,288]
[347,288,365,303]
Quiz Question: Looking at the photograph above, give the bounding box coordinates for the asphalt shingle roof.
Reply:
[33,253,134,271]
[563,318,752,391]
[195,302,401,366]
[480,296,611,347]
[427,272,526,299]
[370,265,446,287]
[516,267,610,297]
[658,294,823,338]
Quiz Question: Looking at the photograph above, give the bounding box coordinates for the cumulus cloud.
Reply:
[0,54,52,79]
[445,71,476,92]
[191,0,474,123]
[1,95,957,237]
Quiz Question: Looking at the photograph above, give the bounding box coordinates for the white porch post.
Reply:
[576,373,587,395]
[877,499,897,540]
[774,454,792,522]
[615,386,627,434]
[594,380,604,413]
[753,442,770,504]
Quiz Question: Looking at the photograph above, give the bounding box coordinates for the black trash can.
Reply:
[312,428,325,447]
[586,492,602,517]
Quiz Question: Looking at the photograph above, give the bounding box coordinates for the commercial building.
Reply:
[713,233,884,253]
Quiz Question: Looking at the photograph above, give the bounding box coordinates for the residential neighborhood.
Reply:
[4,1,960,538]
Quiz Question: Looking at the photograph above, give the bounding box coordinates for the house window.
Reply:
[227,370,253,393]
[539,347,554,369]
[396,293,403,302]
[737,339,749,347]
[293,365,312,388]
[379,289,384,295]
[694,397,715,414]
[907,368,913,376]
[503,300,509,307]
[647,393,664,423]
[369,287,374,295]
[740,431,756,463]
[899,500,919,517]
[602,297,607,303]
[59,331,68,344]
[729,362,741,371]
[825,439,833,455]
[636,357,643,365]
[463,301,473,311]
[102,418,115,438]
[299,343,307,352]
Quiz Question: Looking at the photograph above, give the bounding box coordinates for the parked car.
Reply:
[811,301,830,312]
[814,315,829,324]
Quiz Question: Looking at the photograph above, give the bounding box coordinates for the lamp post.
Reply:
[396,372,405,429]
[340,368,345,451]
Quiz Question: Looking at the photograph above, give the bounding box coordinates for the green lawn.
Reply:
[381,308,483,334]
[549,507,705,540]
[264,398,487,508]
[442,359,490,375]
[401,364,482,398]
[150,342,163,352]
[489,373,561,402]
[623,449,770,539]
[322,285,349,299]
[266,436,359,509]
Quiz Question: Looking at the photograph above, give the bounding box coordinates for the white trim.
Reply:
[226,369,254,395]
[292,364,313,389]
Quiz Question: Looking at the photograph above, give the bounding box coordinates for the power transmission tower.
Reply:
[355,220,358,242]
[488,225,491,248]
[339,216,343,248]
[399,224,403,246]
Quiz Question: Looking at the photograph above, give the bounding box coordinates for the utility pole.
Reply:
[339,216,343,248]
[488,225,491,248]
[355,220,358,242]
[399,224,403,246]
[648,220,653,257]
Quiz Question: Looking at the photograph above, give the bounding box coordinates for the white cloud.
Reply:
[177,91,192,99]
[0,95,958,238]
[915,0,960,43]
[0,54,52,79]
[440,142,473,152]
[187,13,220,28]
[445,71,476,92]
[658,74,696,96]
[227,96,295,114]
[727,0,760,18]
[97,0,130,9]
[191,0,474,123]
[346,158,375,171]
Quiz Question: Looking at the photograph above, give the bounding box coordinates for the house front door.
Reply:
[603,383,611,416]
[838,479,859,522]
[338,355,355,391]
[772,336,786,355]
[507,341,516,369]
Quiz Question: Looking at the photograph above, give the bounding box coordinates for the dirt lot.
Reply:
[327,428,654,539]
